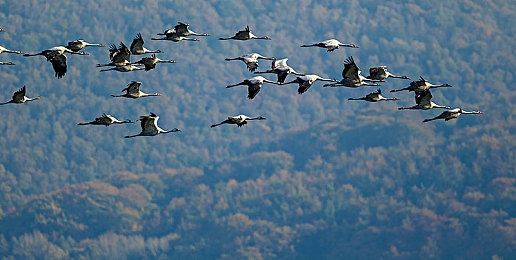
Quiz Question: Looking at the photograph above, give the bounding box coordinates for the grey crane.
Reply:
[78,114,133,127]
[390,76,452,93]
[283,74,337,94]
[99,64,144,72]
[152,34,200,42]
[158,22,210,37]
[111,81,161,98]
[66,39,105,52]
[0,86,40,105]
[422,108,483,123]
[219,25,271,41]
[226,76,279,99]
[225,53,276,72]
[132,54,175,71]
[398,90,451,110]
[301,39,359,52]
[211,115,266,128]
[254,58,305,84]
[348,89,399,102]
[124,113,181,138]
[366,66,410,81]
[131,33,162,55]
[323,56,381,88]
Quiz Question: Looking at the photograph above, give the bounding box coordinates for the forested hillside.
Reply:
[0,0,515,259]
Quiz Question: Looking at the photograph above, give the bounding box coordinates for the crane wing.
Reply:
[12,86,26,101]
[126,81,141,94]
[410,76,426,88]
[368,66,385,78]
[276,68,290,84]
[244,60,258,71]
[110,42,131,63]
[139,115,158,134]
[175,22,189,35]
[108,44,118,61]
[297,79,313,94]
[271,58,288,69]
[416,90,432,105]
[43,50,61,61]
[96,114,115,125]
[131,33,145,53]
[119,42,131,60]
[342,56,359,79]
[66,40,83,52]
[95,114,109,122]
[365,89,381,100]
[49,54,67,79]
[247,83,262,99]
[227,116,241,123]
[234,26,250,38]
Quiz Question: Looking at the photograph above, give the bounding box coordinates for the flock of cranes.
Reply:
[0,23,483,139]
[215,27,482,123]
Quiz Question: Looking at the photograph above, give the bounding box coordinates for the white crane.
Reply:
[78,114,133,126]
[225,53,276,72]
[300,39,359,52]
[366,66,410,81]
[323,56,381,88]
[422,108,483,123]
[0,61,15,65]
[0,86,40,105]
[398,90,451,110]
[219,25,271,41]
[254,58,305,84]
[211,114,266,128]
[111,81,161,98]
[348,89,399,102]
[226,76,279,99]
[132,54,175,71]
[283,74,337,94]
[390,76,452,93]
[0,45,24,55]
[124,113,181,138]
[66,39,105,52]
[130,33,162,55]
[158,22,210,38]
